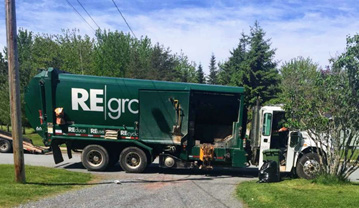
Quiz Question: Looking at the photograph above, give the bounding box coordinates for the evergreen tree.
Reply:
[221,22,280,107]
[196,64,205,84]
[218,33,248,85]
[207,54,218,84]
[149,43,177,81]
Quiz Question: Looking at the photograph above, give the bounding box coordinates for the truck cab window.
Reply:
[262,113,272,136]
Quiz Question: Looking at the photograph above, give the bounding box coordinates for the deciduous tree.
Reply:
[0,52,10,130]
[281,56,359,180]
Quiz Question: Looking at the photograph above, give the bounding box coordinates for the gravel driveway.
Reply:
[1,153,358,208]
[1,153,257,208]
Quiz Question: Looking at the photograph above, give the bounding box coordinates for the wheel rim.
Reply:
[87,150,103,167]
[125,152,141,169]
[303,159,320,177]
[0,140,8,151]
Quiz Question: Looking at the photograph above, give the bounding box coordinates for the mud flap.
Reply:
[66,141,72,159]
[51,143,64,164]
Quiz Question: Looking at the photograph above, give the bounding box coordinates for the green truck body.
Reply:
[25,68,248,172]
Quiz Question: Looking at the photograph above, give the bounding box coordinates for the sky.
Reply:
[0,0,358,73]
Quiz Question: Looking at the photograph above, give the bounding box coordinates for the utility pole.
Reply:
[5,0,25,183]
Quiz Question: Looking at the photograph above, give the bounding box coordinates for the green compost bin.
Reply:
[260,149,281,182]
[263,149,280,164]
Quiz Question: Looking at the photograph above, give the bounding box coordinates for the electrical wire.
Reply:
[111,0,137,38]
[76,0,101,30]
[65,0,96,32]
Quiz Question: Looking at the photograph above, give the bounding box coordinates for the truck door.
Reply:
[139,90,190,145]
[285,131,302,171]
[258,111,273,168]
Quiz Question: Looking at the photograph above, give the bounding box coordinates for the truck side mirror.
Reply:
[290,132,302,147]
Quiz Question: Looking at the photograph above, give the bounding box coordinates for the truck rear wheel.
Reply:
[296,153,321,179]
[0,138,12,153]
[119,147,147,173]
[81,145,109,171]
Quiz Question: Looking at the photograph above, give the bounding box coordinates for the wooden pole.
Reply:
[5,0,25,183]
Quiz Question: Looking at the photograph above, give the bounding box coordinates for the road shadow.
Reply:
[61,162,259,178]
[148,165,258,178]
[26,181,113,186]
[111,176,214,184]
[26,175,218,186]
[55,162,84,169]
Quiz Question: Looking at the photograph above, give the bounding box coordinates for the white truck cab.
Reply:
[250,105,321,179]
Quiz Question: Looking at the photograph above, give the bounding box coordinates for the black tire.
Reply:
[296,153,321,179]
[81,145,109,171]
[0,138,12,153]
[119,147,147,173]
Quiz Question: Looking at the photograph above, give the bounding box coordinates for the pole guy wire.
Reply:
[65,0,96,32]
[76,0,101,30]
[111,0,137,38]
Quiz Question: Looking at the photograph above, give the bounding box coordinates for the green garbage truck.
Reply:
[25,68,322,179]
[25,68,248,172]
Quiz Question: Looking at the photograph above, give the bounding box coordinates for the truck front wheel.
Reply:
[81,145,109,171]
[296,153,321,179]
[0,138,12,153]
[119,147,147,173]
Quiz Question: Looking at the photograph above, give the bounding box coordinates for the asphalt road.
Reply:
[0,153,259,208]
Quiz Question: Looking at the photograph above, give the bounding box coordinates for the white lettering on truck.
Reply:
[71,87,138,120]
[90,89,104,112]
[72,88,91,111]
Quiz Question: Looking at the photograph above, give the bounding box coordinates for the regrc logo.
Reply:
[71,87,138,120]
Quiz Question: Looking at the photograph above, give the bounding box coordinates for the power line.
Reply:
[76,0,101,30]
[65,0,96,32]
[111,0,137,38]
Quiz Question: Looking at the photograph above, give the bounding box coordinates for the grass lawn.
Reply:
[23,129,44,146]
[237,179,359,208]
[0,165,92,208]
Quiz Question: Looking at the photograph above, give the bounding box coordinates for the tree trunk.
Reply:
[22,126,25,134]
[7,124,10,132]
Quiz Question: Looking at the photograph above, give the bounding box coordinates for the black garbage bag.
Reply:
[258,160,280,183]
